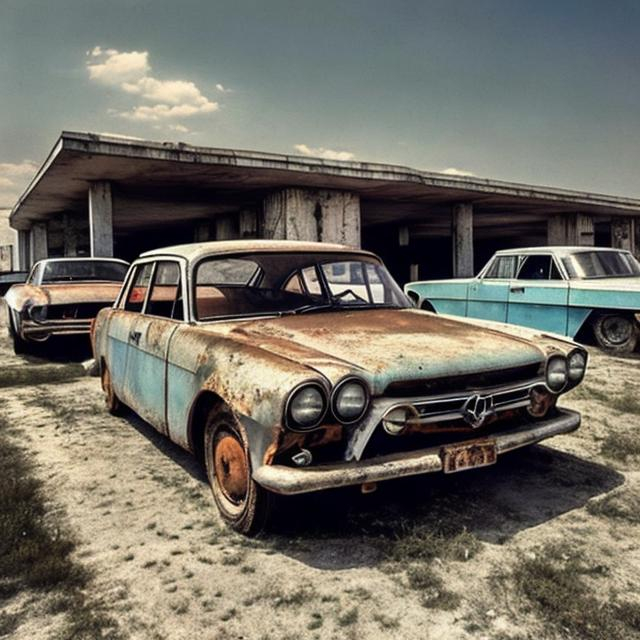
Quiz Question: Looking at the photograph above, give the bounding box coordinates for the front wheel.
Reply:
[203,407,274,535]
[101,366,123,415]
[592,313,638,354]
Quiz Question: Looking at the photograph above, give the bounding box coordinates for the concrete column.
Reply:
[88,182,113,257]
[31,223,48,262]
[263,188,361,248]
[451,203,474,277]
[239,210,258,239]
[547,215,566,245]
[215,215,237,240]
[17,230,29,270]
[194,222,212,242]
[611,217,636,253]
[62,213,79,256]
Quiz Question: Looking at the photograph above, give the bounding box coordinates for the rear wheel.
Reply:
[7,310,29,355]
[203,407,273,535]
[101,366,122,415]
[592,313,638,354]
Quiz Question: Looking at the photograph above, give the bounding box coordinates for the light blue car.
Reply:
[405,246,640,354]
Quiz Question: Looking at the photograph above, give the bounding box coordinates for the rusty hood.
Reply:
[5,282,122,311]
[214,308,547,391]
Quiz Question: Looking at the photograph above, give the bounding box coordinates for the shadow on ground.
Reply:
[120,408,624,569]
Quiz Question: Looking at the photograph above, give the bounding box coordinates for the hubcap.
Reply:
[602,316,633,345]
[214,434,249,505]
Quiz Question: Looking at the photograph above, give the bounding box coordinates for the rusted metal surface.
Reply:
[252,409,581,495]
[215,434,249,504]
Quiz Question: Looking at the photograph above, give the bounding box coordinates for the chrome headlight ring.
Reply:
[567,348,588,386]
[331,377,370,424]
[285,381,328,431]
[545,355,568,393]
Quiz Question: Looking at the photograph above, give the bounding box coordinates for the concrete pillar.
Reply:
[451,203,474,277]
[31,223,48,262]
[548,214,594,246]
[215,215,237,240]
[88,182,113,257]
[239,210,258,238]
[263,188,360,248]
[17,230,29,270]
[194,222,212,242]
[611,217,636,253]
[62,213,79,256]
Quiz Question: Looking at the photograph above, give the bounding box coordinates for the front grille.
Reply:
[44,303,110,320]
[384,363,542,397]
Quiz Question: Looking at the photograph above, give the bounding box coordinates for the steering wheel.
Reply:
[332,288,368,303]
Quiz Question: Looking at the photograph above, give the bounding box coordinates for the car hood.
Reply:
[218,308,548,390]
[5,282,122,311]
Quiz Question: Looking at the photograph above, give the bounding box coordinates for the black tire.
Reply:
[101,365,123,415]
[592,313,638,355]
[7,310,29,355]
[203,406,273,536]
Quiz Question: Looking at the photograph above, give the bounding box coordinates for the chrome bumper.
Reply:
[253,408,580,495]
[22,318,92,340]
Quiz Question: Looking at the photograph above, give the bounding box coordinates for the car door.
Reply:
[107,262,153,407]
[125,260,185,434]
[507,254,569,334]
[466,255,517,322]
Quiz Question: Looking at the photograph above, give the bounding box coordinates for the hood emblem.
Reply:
[462,394,495,428]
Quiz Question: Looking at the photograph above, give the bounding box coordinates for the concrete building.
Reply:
[0,208,17,271]
[9,131,640,284]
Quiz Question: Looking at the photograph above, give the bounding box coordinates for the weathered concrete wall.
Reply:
[611,217,636,254]
[547,213,594,246]
[263,188,360,247]
[0,208,16,270]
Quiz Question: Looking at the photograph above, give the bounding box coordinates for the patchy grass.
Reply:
[0,416,121,639]
[512,542,640,640]
[600,431,640,462]
[0,364,85,389]
[336,606,359,627]
[406,565,460,610]
[610,390,640,415]
[587,487,640,525]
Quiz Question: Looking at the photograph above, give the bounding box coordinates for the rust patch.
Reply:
[214,434,249,503]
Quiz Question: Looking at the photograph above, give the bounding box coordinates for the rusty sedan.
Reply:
[92,240,587,534]
[5,257,129,353]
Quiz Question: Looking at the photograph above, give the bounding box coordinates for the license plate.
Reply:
[441,440,497,474]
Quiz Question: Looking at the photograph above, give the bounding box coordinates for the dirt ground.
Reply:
[1,303,639,639]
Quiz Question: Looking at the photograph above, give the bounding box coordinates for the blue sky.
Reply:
[1,0,640,207]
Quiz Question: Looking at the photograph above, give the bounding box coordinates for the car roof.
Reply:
[34,257,129,265]
[494,246,630,258]
[140,239,378,261]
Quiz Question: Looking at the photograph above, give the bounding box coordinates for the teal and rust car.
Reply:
[93,240,587,533]
[405,246,640,354]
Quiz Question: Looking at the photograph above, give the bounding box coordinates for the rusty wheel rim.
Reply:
[214,432,249,506]
[103,369,114,408]
[602,316,633,345]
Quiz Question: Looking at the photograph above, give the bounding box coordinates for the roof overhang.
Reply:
[10,131,640,231]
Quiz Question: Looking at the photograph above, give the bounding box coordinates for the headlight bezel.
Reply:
[567,348,588,386]
[331,376,370,424]
[545,355,568,393]
[285,381,328,431]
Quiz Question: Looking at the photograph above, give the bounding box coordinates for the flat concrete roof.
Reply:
[10,131,640,232]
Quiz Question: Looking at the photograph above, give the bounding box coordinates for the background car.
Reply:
[93,240,587,534]
[5,257,129,353]
[405,246,640,354]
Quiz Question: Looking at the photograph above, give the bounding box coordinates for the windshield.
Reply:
[562,251,640,279]
[40,260,129,283]
[194,252,410,320]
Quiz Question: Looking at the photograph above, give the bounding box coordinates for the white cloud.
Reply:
[215,83,232,93]
[0,161,38,207]
[440,167,475,177]
[168,124,189,133]
[294,144,355,161]
[87,47,219,127]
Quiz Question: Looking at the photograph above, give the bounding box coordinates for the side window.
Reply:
[146,261,183,320]
[517,255,552,280]
[550,260,563,280]
[484,256,518,279]
[125,263,153,312]
[300,266,322,295]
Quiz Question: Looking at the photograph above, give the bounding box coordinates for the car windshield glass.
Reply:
[194,252,410,320]
[41,260,128,283]
[562,251,640,279]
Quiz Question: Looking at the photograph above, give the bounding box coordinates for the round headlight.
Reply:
[546,356,568,392]
[287,384,326,430]
[28,306,47,322]
[568,350,587,383]
[332,379,368,423]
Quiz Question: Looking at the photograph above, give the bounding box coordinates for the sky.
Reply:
[1,0,640,208]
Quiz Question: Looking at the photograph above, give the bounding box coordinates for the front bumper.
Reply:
[253,408,580,495]
[22,318,92,340]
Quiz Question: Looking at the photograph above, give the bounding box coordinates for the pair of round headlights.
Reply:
[286,379,368,431]
[546,350,587,392]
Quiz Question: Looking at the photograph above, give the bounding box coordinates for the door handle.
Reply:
[129,330,141,345]
[510,286,525,294]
